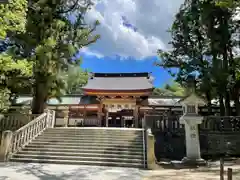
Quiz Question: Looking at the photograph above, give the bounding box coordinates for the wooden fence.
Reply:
[145,113,240,133]
[0,113,40,143]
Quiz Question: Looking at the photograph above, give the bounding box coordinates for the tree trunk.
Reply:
[225,91,231,116]
[233,87,240,116]
[219,94,225,116]
[31,78,48,114]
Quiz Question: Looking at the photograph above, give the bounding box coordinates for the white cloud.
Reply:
[83,0,184,59]
[80,47,104,58]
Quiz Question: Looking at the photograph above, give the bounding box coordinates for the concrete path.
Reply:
[0,162,148,180]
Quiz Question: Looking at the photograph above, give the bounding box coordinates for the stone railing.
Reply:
[0,110,55,161]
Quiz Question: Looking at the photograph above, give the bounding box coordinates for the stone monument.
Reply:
[179,92,206,165]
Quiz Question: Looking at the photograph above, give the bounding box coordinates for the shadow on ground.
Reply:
[145,159,240,180]
[0,162,147,180]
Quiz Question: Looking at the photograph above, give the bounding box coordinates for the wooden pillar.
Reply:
[106,111,109,127]
[134,105,139,128]
[83,105,86,126]
[97,104,103,127]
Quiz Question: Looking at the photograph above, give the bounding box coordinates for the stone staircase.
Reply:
[10,127,146,168]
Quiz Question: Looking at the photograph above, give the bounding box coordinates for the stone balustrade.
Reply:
[0,110,55,161]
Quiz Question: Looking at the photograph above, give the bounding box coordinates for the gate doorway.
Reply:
[107,110,135,127]
[108,115,121,127]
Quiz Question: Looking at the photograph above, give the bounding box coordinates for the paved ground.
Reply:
[144,160,240,180]
[1,161,240,180]
[0,162,148,180]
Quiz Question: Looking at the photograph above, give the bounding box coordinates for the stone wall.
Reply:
[154,130,240,161]
[200,132,240,156]
[153,131,185,160]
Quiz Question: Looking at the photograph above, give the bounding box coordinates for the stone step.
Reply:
[37,134,143,141]
[29,141,143,148]
[40,132,142,137]
[22,147,144,155]
[10,127,146,168]
[44,128,143,133]
[33,139,143,146]
[46,128,142,131]
[9,158,144,168]
[11,154,143,163]
[17,150,143,159]
[49,127,143,132]
[35,136,143,143]
[25,144,143,152]
[42,131,143,137]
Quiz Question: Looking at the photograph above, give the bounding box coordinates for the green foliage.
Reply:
[9,0,100,113]
[0,53,32,112]
[0,88,10,113]
[157,0,240,115]
[215,0,240,8]
[0,0,27,38]
[153,82,186,97]
[0,0,30,112]
[63,65,89,94]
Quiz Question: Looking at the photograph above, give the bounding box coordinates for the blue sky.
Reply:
[79,0,184,87]
[80,54,175,87]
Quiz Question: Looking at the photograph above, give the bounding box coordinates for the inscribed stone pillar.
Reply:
[180,117,205,164]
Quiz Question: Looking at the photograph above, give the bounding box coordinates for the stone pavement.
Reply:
[0,162,149,180]
[1,161,240,180]
[144,161,240,180]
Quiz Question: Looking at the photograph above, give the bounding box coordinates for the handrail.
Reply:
[14,113,47,133]
[9,110,55,156]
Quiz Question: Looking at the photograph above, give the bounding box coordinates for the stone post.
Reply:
[179,93,206,165]
[146,128,157,169]
[180,117,205,165]
[0,131,13,161]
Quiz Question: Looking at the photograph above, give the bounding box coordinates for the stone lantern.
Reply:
[179,92,206,165]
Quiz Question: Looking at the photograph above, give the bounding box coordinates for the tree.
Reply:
[216,0,240,8]
[0,0,27,38]
[153,82,187,96]
[63,65,89,94]
[0,0,31,112]
[157,0,239,115]
[10,0,100,114]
